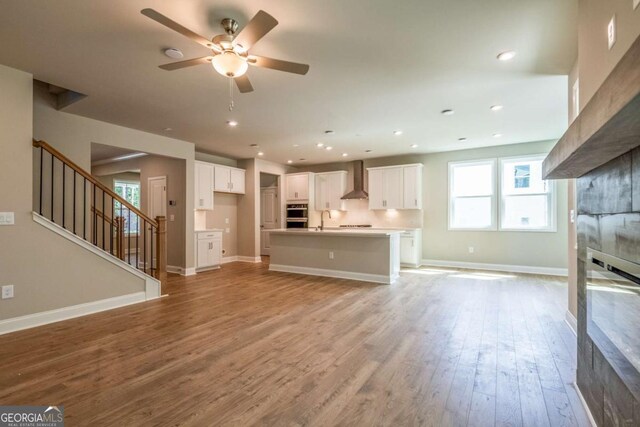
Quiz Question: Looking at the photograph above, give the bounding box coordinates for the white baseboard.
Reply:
[221,256,238,264]
[237,256,262,263]
[33,212,161,298]
[167,265,197,276]
[421,259,568,277]
[565,310,577,336]
[0,292,156,335]
[269,264,394,284]
[574,382,597,427]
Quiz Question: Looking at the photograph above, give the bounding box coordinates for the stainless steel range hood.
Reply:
[341,160,368,200]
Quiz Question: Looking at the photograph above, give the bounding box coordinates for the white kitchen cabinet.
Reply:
[286,173,314,202]
[402,164,423,209]
[214,165,245,194]
[315,171,347,211]
[194,161,214,210]
[368,164,423,210]
[367,166,403,209]
[196,230,222,270]
[400,229,422,267]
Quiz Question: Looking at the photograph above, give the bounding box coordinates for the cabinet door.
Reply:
[229,168,245,194]
[195,163,214,210]
[197,239,212,267]
[327,173,346,210]
[286,175,298,200]
[287,174,308,201]
[211,238,222,266]
[214,166,231,192]
[383,167,404,209]
[400,236,417,265]
[403,165,422,209]
[315,174,327,210]
[368,169,385,210]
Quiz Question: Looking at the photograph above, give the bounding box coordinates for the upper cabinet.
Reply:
[286,173,314,202]
[214,165,245,194]
[194,161,214,210]
[315,171,347,211]
[367,164,423,210]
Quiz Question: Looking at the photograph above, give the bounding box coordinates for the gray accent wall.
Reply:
[576,147,640,425]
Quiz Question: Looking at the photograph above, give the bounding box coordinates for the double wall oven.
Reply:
[286,204,308,229]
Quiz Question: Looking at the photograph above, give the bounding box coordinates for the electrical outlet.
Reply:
[169,214,175,222]
[468,246,475,254]
[225,218,229,224]
[225,228,230,233]
[0,212,15,225]
[2,285,14,299]
[329,251,334,260]
[608,15,617,50]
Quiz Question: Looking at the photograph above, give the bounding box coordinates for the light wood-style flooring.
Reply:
[0,261,589,426]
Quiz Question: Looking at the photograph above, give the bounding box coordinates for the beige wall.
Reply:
[200,193,239,257]
[578,0,640,109]
[33,84,197,269]
[0,64,147,321]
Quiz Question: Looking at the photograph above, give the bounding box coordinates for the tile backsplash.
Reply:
[309,199,423,229]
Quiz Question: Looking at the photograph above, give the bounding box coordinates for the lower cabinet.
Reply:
[400,229,422,267]
[196,230,222,271]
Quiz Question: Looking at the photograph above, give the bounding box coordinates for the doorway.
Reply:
[260,173,280,256]
[148,176,167,219]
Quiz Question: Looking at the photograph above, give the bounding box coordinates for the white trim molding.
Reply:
[221,256,239,264]
[269,264,397,285]
[0,292,155,335]
[565,310,577,336]
[167,265,197,276]
[237,256,263,263]
[574,382,597,427]
[421,259,568,277]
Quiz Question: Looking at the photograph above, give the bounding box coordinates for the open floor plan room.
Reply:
[1,0,639,425]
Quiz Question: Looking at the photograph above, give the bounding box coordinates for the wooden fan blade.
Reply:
[159,56,215,71]
[141,8,214,49]
[232,10,278,51]
[247,55,309,75]
[235,75,254,93]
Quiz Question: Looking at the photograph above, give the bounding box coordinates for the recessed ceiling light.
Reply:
[410,144,418,148]
[342,153,348,157]
[497,50,516,61]
[393,130,403,136]
[287,160,293,164]
[164,48,184,59]
[441,109,455,115]
[324,130,335,135]
[325,146,333,151]
[163,127,173,132]
[316,143,324,148]
[458,137,467,141]
[257,151,264,156]
[227,120,238,127]
[490,105,503,111]
[493,133,503,138]
[293,144,299,147]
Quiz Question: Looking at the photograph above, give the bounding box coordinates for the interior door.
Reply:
[261,188,278,229]
[148,176,167,219]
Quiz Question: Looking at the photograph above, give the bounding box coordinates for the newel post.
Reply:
[155,216,167,285]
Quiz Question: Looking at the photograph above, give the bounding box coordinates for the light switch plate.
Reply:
[0,212,15,225]
[635,0,640,10]
[608,15,617,50]
[2,285,14,299]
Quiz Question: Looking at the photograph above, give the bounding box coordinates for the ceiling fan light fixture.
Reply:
[211,51,248,77]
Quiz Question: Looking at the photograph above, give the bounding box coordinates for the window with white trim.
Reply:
[499,155,555,231]
[448,159,497,230]
[114,181,141,234]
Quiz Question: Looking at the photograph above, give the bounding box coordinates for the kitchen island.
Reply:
[268,229,401,284]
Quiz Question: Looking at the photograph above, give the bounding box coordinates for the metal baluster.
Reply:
[143,220,147,274]
[83,178,87,240]
[151,226,155,274]
[136,218,139,270]
[62,163,66,229]
[110,197,114,255]
[102,189,105,251]
[51,153,54,222]
[93,184,97,245]
[128,209,131,266]
[39,147,43,215]
[73,171,76,234]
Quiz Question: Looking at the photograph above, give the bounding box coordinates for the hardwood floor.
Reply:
[0,261,589,426]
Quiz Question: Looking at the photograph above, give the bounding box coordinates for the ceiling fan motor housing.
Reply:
[221,18,238,35]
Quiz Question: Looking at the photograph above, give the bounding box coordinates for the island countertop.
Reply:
[268,228,404,238]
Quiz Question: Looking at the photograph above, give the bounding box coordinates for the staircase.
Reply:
[32,139,166,285]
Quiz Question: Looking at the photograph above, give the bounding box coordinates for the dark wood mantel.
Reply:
[543,35,640,179]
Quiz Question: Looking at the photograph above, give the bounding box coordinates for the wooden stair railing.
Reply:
[33,139,166,285]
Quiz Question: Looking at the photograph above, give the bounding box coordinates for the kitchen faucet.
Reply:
[320,210,331,231]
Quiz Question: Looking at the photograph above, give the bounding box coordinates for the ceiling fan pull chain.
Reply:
[228,78,235,111]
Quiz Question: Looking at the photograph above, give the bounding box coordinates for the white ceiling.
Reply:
[0,0,577,165]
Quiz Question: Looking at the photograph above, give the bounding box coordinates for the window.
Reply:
[448,159,497,230]
[500,155,555,231]
[114,181,141,234]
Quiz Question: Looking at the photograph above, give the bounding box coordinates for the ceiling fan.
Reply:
[141,8,309,93]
